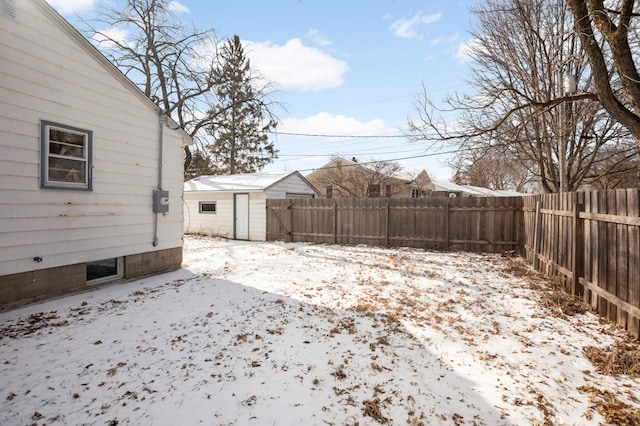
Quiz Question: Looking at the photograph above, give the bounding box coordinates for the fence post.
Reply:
[333,202,337,245]
[385,202,390,246]
[288,201,294,243]
[445,201,450,249]
[572,194,584,297]
[533,200,541,270]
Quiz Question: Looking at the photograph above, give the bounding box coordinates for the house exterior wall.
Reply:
[246,192,267,241]
[184,173,317,241]
[264,173,317,199]
[184,191,238,239]
[306,159,419,199]
[184,191,267,241]
[0,0,187,307]
[0,247,181,310]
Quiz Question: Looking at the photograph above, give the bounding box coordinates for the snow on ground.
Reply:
[1,235,638,425]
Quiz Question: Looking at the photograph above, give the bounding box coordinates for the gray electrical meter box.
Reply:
[153,190,169,213]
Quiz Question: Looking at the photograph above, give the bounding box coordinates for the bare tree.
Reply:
[588,138,639,188]
[306,157,404,198]
[84,0,280,179]
[409,0,631,193]
[567,0,640,149]
[449,148,536,192]
[183,150,220,181]
[84,0,220,169]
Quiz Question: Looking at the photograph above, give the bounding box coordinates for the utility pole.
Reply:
[559,70,577,193]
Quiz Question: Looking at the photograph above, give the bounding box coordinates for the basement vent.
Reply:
[2,0,16,18]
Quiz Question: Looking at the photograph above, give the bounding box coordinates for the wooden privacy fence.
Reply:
[267,190,640,338]
[266,197,524,253]
[523,189,640,338]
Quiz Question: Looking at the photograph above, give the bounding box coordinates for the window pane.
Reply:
[49,128,86,158]
[200,202,216,213]
[50,128,85,145]
[48,157,86,183]
[50,141,85,158]
[87,258,120,282]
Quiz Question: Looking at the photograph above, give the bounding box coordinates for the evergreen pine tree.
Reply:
[207,35,278,174]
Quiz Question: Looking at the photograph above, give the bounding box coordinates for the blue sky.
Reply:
[49,0,478,179]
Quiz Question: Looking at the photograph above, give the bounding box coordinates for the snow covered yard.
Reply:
[1,235,639,425]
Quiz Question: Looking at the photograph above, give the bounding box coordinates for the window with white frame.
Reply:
[199,201,217,214]
[41,121,92,190]
[411,188,421,198]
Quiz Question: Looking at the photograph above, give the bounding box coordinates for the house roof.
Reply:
[432,180,525,197]
[34,0,192,144]
[305,157,357,178]
[184,171,314,192]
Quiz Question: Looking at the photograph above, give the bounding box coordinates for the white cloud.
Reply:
[454,38,479,64]
[245,39,349,92]
[281,112,388,136]
[48,0,95,14]
[167,1,190,14]
[92,27,131,49]
[390,12,442,40]
[305,28,332,47]
[421,13,442,25]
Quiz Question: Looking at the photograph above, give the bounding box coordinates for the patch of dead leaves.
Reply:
[578,385,640,425]
[583,339,640,378]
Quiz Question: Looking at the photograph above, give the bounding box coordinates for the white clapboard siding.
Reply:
[184,171,318,241]
[265,173,317,199]
[248,194,267,240]
[184,192,236,239]
[184,192,268,241]
[0,0,189,275]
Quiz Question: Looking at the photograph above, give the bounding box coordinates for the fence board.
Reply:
[267,197,523,253]
[628,190,640,337]
[616,190,629,328]
[607,190,618,322]
[522,189,640,339]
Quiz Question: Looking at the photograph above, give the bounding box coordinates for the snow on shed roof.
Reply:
[184,171,301,192]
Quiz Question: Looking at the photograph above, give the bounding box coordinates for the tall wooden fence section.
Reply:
[523,189,640,338]
[266,190,640,338]
[266,197,524,253]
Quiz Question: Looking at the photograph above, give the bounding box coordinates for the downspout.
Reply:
[153,109,165,246]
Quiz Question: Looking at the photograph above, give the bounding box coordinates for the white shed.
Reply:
[184,171,319,241]
[0,0,191,308]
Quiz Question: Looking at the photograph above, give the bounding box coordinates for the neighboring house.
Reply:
[0,0,191,308]
[306,157,435,199]
[432,180,525,197]
[184,171,319,241]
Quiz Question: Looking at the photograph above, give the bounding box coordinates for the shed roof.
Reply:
[184,171,308,192]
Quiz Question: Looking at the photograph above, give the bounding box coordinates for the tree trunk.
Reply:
[567,0,640,153]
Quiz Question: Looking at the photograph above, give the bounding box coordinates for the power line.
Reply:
[295,149,460,173]
[270,131,407,138]
[277,146,428,157]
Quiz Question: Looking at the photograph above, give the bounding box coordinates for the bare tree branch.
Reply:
[408,0,636,192]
